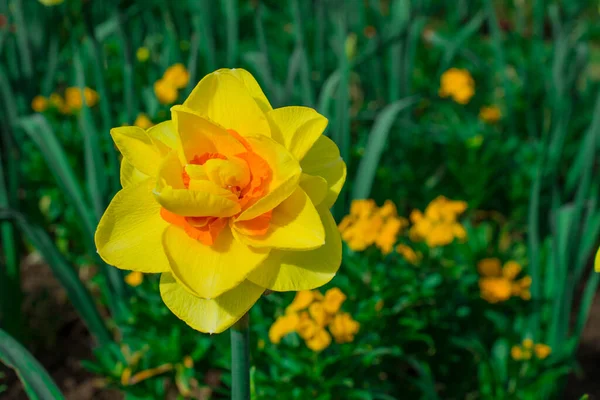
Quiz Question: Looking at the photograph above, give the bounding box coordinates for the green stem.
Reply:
[231,313,250,400]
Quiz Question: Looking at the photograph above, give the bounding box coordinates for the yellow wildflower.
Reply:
[502,261,522,280]
[153,78,178,104]
[183,356,194,369]
[409,196,467,247]
[163,63,190,89]
[477,258,502,277]
[64,87,99,110]
[31,95,48,112]
[257,339,265,349]
[38,0,63,5]
[134,113,154,130]
[479,277,512,303]
[306,328,332,352]
[125,271,143,287]
[136,47,150,62]
[329,312,360,343]
[96,69,346,333]
[287,291,316,313]
[322,287,346,314]
[438,68,475,104]
[522,349,532,360]
[511,345,522,360]
[534,343,551,360]
[479,105,501,123]
[309,302,330,327]
[49,93,64,109]
[268,313,299,344]
[375,216,407,254]
[296,313,319,341]
[396,244,421,265]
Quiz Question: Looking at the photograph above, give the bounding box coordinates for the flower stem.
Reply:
[231,313,250,400]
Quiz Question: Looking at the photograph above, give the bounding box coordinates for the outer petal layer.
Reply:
[120,158,148,188]
[160,273,264,333]
[146,120,178,153]
[95,178,170,273]
[218,68,272,113]
[267,106,328,160]
[163,224,269,299]
[233,188,325,250]
[111,126,162,177]
[247,207,341,291]
[183,70,270,137]
[301,136,347,209]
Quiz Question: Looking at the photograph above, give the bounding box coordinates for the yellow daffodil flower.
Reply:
[95,68,346,333]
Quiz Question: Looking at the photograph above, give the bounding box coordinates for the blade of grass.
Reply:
[291,0,315,106]
[352,97,418,200]
[12,0,33,81]
[224,0,238,67]
[196,0,216,72]
[0,328,65,400]
[0,209,113,346]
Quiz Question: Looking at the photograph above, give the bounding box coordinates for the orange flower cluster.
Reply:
[338,200,408,254]
[511,338,551,360]
[31,87,99,114]
[477,258,531,303]
[269,288,359,352]
[409,196,468,247]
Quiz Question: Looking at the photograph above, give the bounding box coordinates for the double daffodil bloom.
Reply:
[95,69,346,333]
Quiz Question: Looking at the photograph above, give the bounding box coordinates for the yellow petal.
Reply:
[182,70,270,137]
[153,151,241,217]
[236,135,301,221]
[299,173,327,206]
[160,273,264,334]
[120,157,149,188]
[163,224,269,299]
[595,246,600,272]
[171,105,248,162]
[111,126,162,176]
[216,68,272,113]
[146,120,178,154]
[95,178,170,273]
[233,188,324,250]
[300,136,346,209]
[247,207,341,291]
[267,106,328,160]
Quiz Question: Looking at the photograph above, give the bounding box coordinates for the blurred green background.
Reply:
[1,0,599,399]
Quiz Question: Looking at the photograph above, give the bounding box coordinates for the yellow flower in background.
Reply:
[31,95,48,112]
[323,287,346,314]
[534,343,552,359]
[134,113,154,130]
[329,312,360,343]
[49,93,65,110]
[479,105,501,123]
[409,196,467,247]
[306,329,332,352]
[439,68,475,104]
[269,287,357,351]
[512,340,551,361]
[479,277,512,303]
[125,271,143,287]
[511,345,522,360]
[154,79,178,104]
[268,313,299,344]
[163,63,190,89]
[478,259,531,303]
[64,87,99,111]
[396,244,421,265]
[95,68,346,333]
[136,47,150,62]
[339,199,407,254]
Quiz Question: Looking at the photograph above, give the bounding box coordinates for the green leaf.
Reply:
[352,97,418,200]
[0,328,65,400]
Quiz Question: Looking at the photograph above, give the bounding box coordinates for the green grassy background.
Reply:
[0,0,599,399]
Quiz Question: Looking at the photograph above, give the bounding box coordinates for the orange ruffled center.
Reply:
[160,129,274,245]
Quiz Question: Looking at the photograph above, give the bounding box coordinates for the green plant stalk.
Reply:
[224,0,238,67]
[230,313,250,400]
